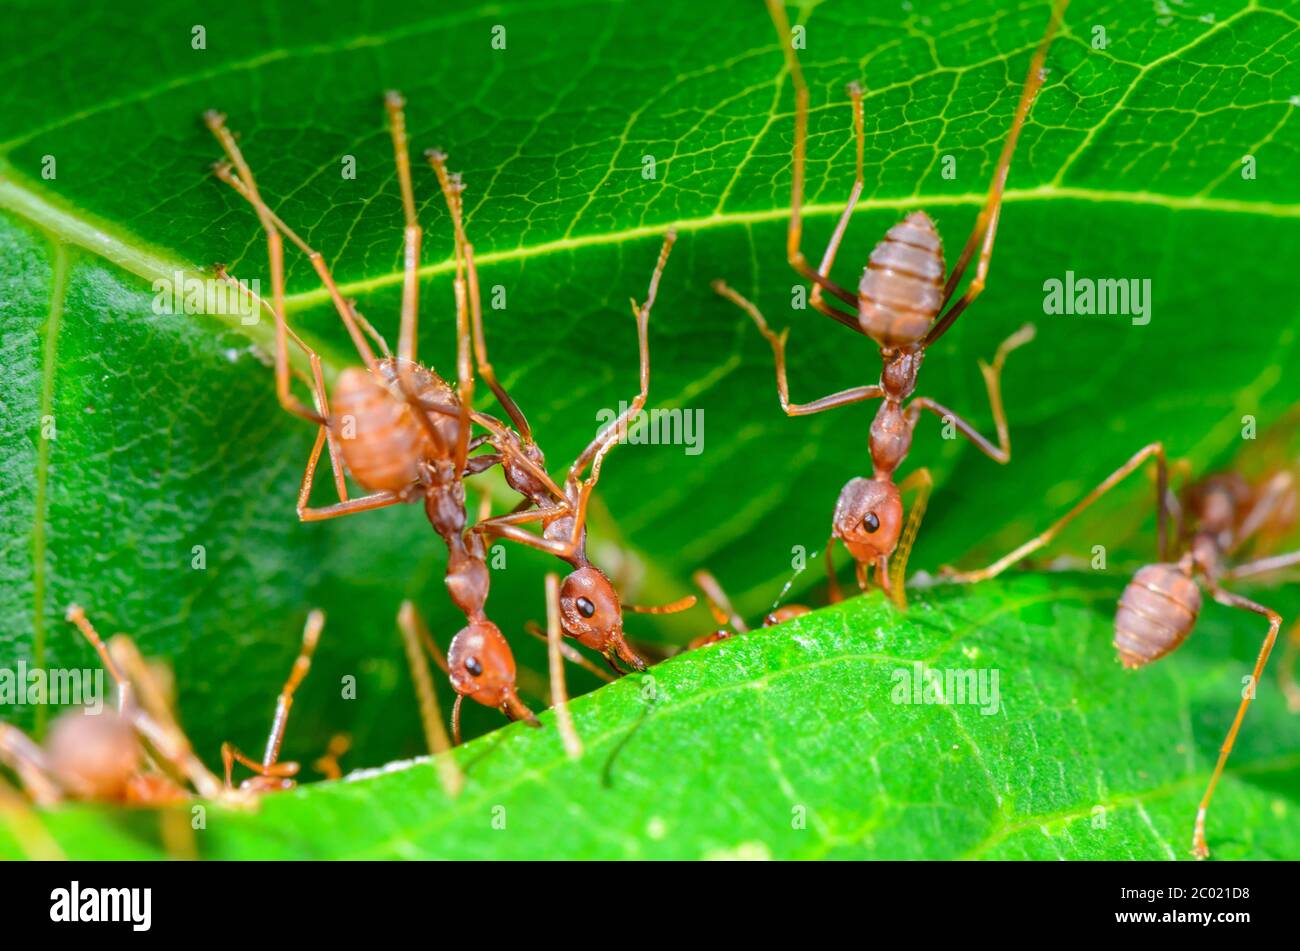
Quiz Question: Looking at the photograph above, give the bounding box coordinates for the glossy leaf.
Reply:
[1,0,1299,852]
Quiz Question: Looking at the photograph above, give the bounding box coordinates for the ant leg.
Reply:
[220,742,290,790]
[0,724,61,805]
[104,635,224,800]
[809,82,868,327]
[628,595,697,615]
[1162,457,1194,546]
[693,570,748,633]
[1229,472,1297,558]
[762,0,861,325]
[942,443,1167,584]
[295,425,405,523]
[213,265,323,428]
[545,574,583,759]
[480,520,581,562]
[887,467,934,609]
[924,0,1069,347]
[204,133,384,370]
[713,280,885,415]
[524,621,616,683]
[64,604,130,711]
[1223,548,1300,582]
[1192,585,1282,859]
[399,600,451,676]
[384,92,423,364]
[906,322,1036,464]
[1219,547,1300,711]
[424,150,475,471]
[569,232,677,482]
[401,140,518,493]
[397,602,464,794]
[255,610,324,776]
[202,110,305,413]
[231,284,352,506]
[466,239,533,440]
[476,502,571,538]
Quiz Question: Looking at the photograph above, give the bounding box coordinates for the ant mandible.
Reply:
[714,0,1069,607]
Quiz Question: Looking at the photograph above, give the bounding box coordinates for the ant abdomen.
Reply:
[1113,563,1201,669]
[858,211,946,348]
[45,709,140,801]
[331,367,436,494]
[375,358,461,455]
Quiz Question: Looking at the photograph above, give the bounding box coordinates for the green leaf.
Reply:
[2,0,1299,855]
[5,577,1299,860]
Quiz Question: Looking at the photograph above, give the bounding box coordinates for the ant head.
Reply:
[559,566,646,672]
[687,630,733,651]
[833,477,903,564]
[762,605,811,628]
[46,708,140,800]
[447,621,536,725]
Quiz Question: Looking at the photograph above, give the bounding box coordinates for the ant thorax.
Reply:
[543,512,588,568]
[1189,531,1227,581]
[499,431,550,504]
[869,401,912,479]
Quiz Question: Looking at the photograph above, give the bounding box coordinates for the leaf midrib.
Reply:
[5,166,1300,373]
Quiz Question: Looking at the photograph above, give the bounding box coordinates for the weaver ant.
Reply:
[940,438,1300,858]
[204,93,565,733]
[221,609,326,792]
[714,0,1069,607]
[468,232,697,676]
[0,606,224,805]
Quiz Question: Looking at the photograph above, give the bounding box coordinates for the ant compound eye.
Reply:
[465,656,483,677]
[863,512,880,533]
[576,596,596,618]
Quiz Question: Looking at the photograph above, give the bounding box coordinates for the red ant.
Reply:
[941,440,1300,857]
[1,606,229,805]
[204,94,570,734]
[714,0,1068,607]
[466,233,698,676]
[220,609,325,792]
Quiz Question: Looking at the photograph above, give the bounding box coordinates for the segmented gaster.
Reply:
[1113,563,1202,668]
[858,211,946,348]
[332,360,449,494]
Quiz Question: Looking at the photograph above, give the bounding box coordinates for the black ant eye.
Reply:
[465,657,483,677]
[576,596,596,618]
[862,512,880,533]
